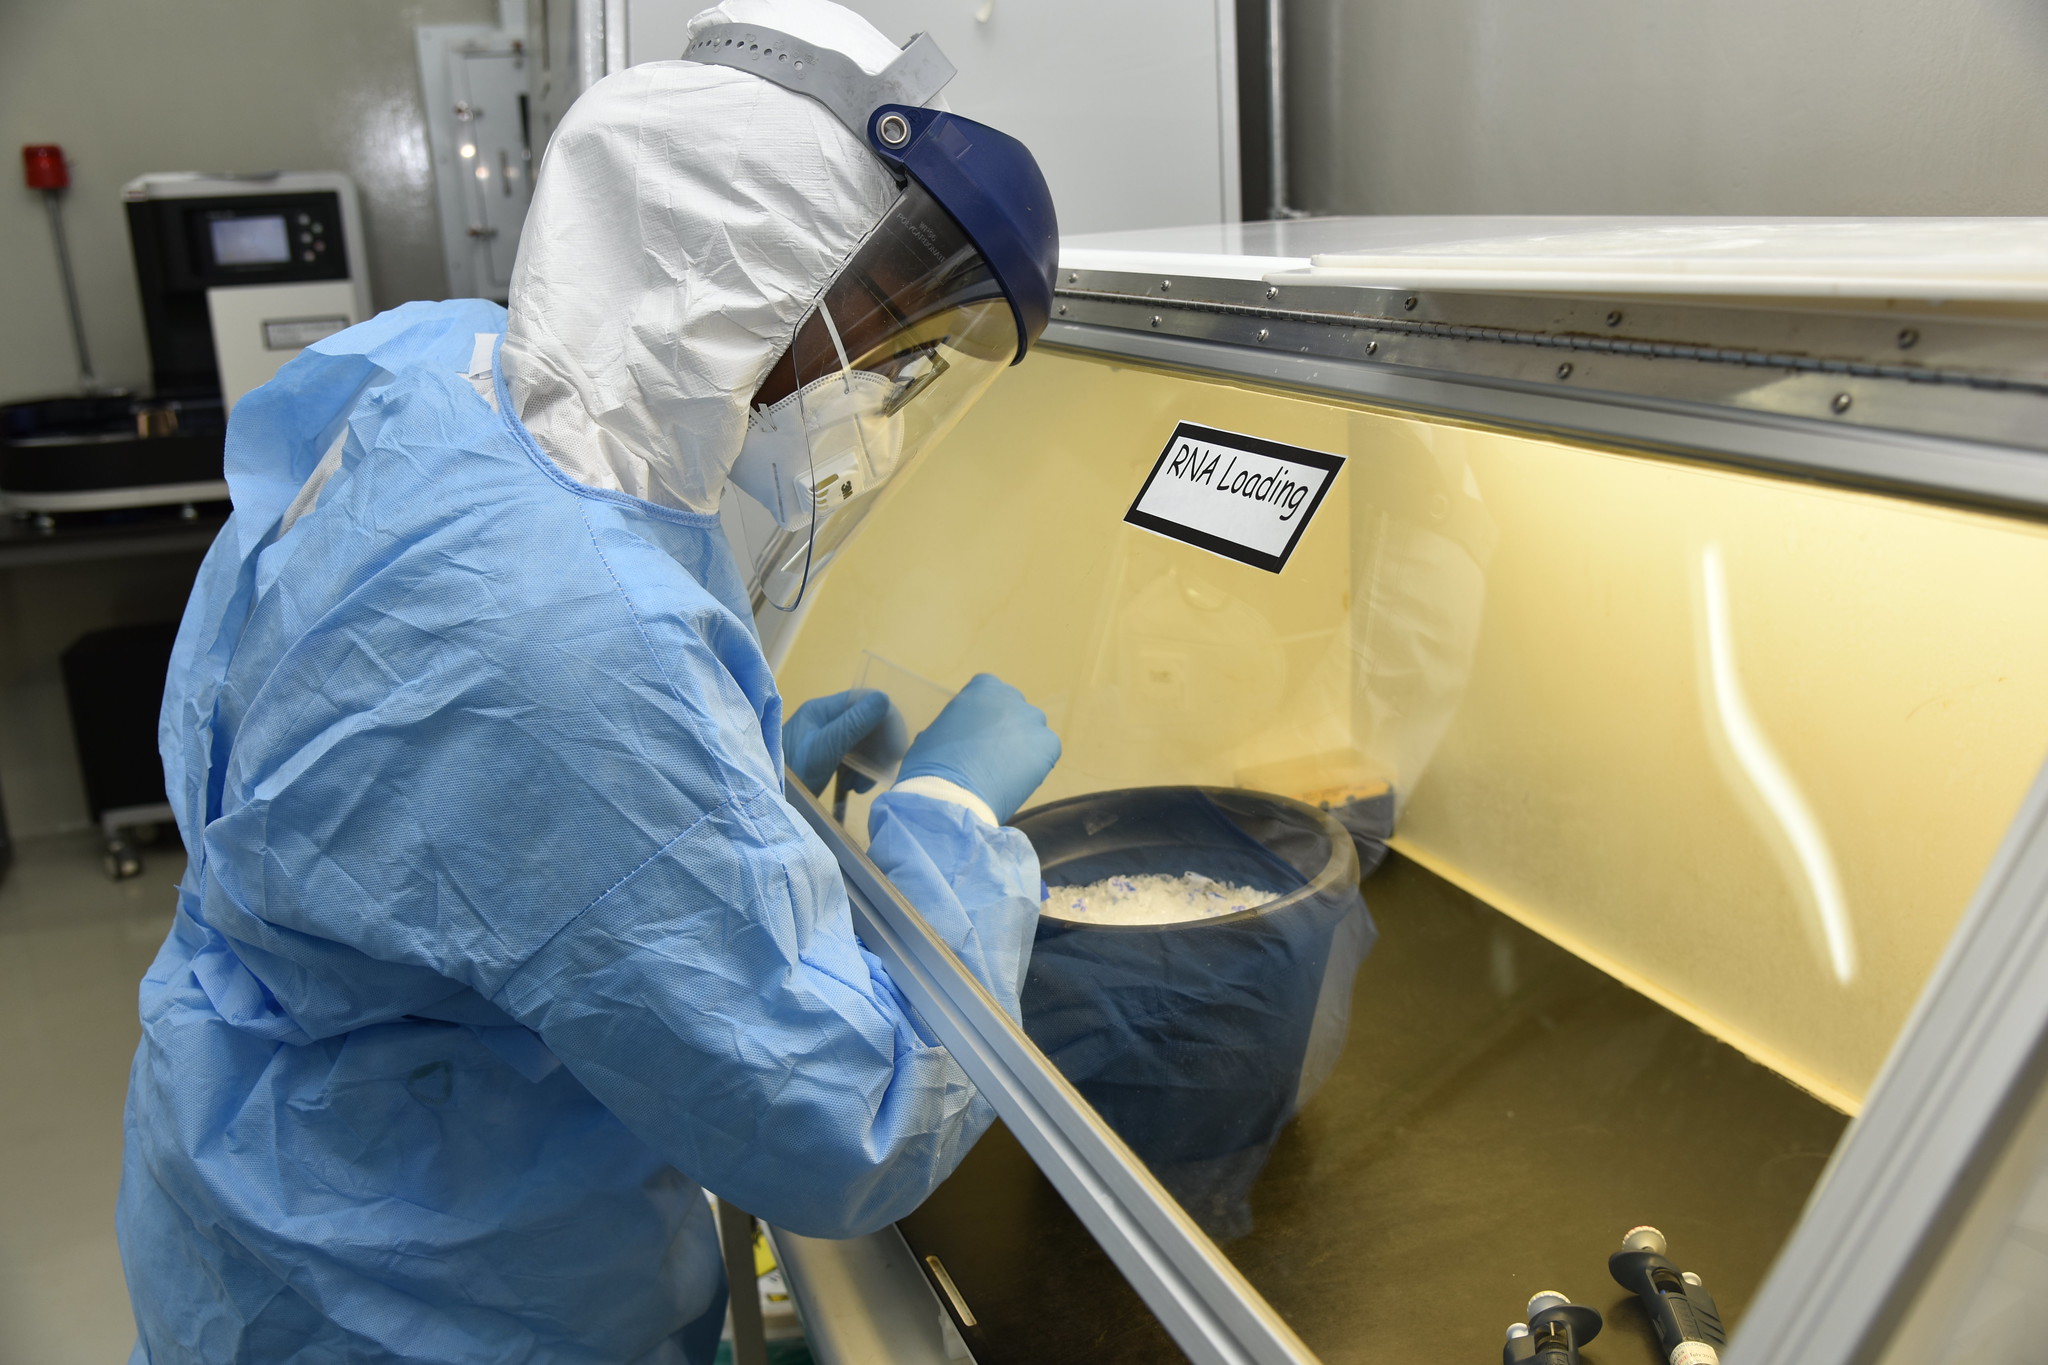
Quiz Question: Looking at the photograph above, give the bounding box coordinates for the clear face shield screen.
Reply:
[690,24,1059,614]
[730,181,1018,611]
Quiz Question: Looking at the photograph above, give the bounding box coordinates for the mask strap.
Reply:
[752,300,856,428]
[815,301,858,393]
[813,301,879,480]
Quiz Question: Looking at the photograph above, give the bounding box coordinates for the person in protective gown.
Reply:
[116,2,1062,1360]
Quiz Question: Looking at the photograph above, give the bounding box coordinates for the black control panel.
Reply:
[127,190,350,396]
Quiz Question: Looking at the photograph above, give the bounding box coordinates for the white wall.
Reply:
[1,0,496,405]
[1286,0,2048,216]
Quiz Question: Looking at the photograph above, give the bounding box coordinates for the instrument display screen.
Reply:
[208,214,291,266]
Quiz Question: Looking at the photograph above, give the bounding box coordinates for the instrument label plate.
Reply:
[1124,421,1343,572]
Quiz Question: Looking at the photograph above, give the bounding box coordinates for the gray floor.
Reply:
[0,832,182,1365]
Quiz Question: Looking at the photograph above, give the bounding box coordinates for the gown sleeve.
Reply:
[492,777,1040,1238]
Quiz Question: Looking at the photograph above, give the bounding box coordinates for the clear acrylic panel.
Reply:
[839,652,955,789]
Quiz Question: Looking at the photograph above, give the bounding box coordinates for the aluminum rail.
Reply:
[784,775,1318,1365]
[773,1224,966,1365]
[1040,321,2048,521]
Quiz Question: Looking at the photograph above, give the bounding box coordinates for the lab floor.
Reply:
[0,832,182,1365]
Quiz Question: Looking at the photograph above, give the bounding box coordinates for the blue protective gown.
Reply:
[118,300,1041,1364]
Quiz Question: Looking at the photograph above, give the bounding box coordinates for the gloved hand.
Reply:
[897,673,1061,823]
[784,689,898,795]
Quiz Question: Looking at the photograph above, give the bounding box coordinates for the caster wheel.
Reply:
[103,840,143,880]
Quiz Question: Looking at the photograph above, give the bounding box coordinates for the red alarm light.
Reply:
[23,144,69,191]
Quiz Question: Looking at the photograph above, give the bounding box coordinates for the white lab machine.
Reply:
[124,171,371,414]
[0,173,368,519]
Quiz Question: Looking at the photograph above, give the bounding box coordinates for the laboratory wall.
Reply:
[1283,0,2048,216]
[0,0,497,405]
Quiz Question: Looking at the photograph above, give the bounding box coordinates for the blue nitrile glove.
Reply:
[897,673,1062,823]
[785,689,897,795]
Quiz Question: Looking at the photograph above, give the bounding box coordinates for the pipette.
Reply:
[1608,1225,1726,1365]
[1503,1290,1603,1365]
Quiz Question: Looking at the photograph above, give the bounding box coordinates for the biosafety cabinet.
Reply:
[740,219,2048,1365]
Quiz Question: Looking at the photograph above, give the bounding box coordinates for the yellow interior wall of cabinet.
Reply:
[775,347,2048,1112]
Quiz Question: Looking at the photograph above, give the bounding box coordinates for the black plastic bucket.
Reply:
[1016,786,1377,1239]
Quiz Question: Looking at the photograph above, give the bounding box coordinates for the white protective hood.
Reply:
[503,0,912,514]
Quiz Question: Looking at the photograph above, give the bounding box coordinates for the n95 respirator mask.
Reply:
[729,366,907,533]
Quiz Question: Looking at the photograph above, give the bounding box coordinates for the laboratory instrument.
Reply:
[1504,1291,1603,1365]
[0,393,224,524]
[1610,1225,1726,1365]
[757,215,2048,1365]
[3,172,368,521]
[4,145,219,524]
[124,171,369,413]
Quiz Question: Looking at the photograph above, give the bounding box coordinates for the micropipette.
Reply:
[1608,1225,1726,1365]
[1503,1290,1603,1365]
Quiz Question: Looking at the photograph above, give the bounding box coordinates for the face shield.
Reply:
[728,180,1019,609]
[690,24,1058,613]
